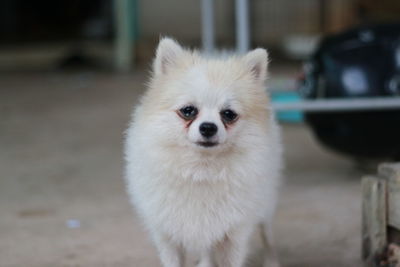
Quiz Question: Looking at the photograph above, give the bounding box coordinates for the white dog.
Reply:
[125,38,282,267]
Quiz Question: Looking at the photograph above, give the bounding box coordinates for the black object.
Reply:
[199,122,218,138]
[300,24,400,160]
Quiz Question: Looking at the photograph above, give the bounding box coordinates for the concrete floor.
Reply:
[0,72,364,267]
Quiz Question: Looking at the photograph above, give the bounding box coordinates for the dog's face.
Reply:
[142,38,270,152]
[171,65,244,149]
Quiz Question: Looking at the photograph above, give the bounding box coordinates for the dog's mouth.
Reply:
[196,141,218,148]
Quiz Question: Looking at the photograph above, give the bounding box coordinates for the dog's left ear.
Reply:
[243,48,269,82]
[154,37,184,76]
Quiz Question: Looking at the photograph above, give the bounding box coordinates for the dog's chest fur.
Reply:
[128,147,276,250]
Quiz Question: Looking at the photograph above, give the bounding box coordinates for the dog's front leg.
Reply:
[153,232,184,267]
[196,249,214,267]
[214,225,253,267]
[260,223,280,267]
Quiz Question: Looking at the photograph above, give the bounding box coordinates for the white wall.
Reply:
[138,0,353,48]
[139,0,233,47]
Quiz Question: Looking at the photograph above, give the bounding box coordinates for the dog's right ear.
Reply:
[154,37,184,75]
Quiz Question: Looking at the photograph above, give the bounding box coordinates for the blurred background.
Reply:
[1,0,400,266]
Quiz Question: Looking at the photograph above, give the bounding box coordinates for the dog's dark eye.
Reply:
[220,109,238,123]
[179,106,198,120]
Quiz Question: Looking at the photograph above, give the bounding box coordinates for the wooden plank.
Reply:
[388,182,400,230]
[362,176,387,262]
[379,163,400,183]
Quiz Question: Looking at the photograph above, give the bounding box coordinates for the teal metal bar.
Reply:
[114,0,137,72]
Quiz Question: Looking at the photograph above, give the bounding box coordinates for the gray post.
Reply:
[235,0,250,53]
[201,0,215,53]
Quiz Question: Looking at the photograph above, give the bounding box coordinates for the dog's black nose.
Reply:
[199,122,218,138]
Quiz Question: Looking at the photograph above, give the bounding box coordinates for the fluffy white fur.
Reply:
[125,38,283,267]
